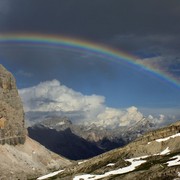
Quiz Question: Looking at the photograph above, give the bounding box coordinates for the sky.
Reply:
[0,0,180,127]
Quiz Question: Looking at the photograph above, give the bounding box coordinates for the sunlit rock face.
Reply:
[0,64,26,145]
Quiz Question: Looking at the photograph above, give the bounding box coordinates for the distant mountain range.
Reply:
[28,115,159,160]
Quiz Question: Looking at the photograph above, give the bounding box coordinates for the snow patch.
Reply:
[160,147,170,155]
[78,160,87,165]
[152,147,171,156]
[106,163,115,167]
[147,133,180,145]
[73,156,147,180]
[56,121,65,126]
[166,155,180,167]
[37,170,64,180]
[156,133,180,142]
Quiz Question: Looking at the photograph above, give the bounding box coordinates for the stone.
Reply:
[0,64,26,145]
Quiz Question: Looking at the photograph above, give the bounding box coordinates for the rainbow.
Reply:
[0,33,179,88]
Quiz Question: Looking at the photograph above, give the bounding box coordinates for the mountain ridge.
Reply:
[28,115,159,160]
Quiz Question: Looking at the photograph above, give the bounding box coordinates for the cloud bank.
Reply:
[19,80,169,128]
[19,79,105,112]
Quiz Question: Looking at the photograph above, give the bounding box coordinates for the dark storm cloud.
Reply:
[106,34,180,61]
[1,0,180,40]
[0,0,11,13]
[1,0,180,59]
[0,0,180,85]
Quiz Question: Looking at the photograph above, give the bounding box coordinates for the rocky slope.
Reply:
[0,136,71,179]
[0,64,71,179]
[38,121,180,180]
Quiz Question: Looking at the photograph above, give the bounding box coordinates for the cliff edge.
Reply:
[0,64,26,145]
[0,65,71,179]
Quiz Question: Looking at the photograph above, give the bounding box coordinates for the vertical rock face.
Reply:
[0,64,26,145]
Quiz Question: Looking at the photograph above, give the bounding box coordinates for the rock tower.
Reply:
[0,64,26,145]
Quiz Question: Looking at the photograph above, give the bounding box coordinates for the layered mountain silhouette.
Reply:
[28,116,157,160]
[28,125,104,160]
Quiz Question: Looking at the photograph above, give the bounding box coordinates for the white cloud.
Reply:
[19,79,105,113]
[19,80,169,128]
[94,106,143,128]
[140,107,180,125]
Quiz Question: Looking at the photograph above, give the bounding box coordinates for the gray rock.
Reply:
[0,64,26,145]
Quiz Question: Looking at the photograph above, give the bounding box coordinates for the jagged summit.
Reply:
[0,64,26,145]
[39,116,73,130]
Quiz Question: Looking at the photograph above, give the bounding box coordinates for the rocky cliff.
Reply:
[0,65,26,145]
[0,64,72,179]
